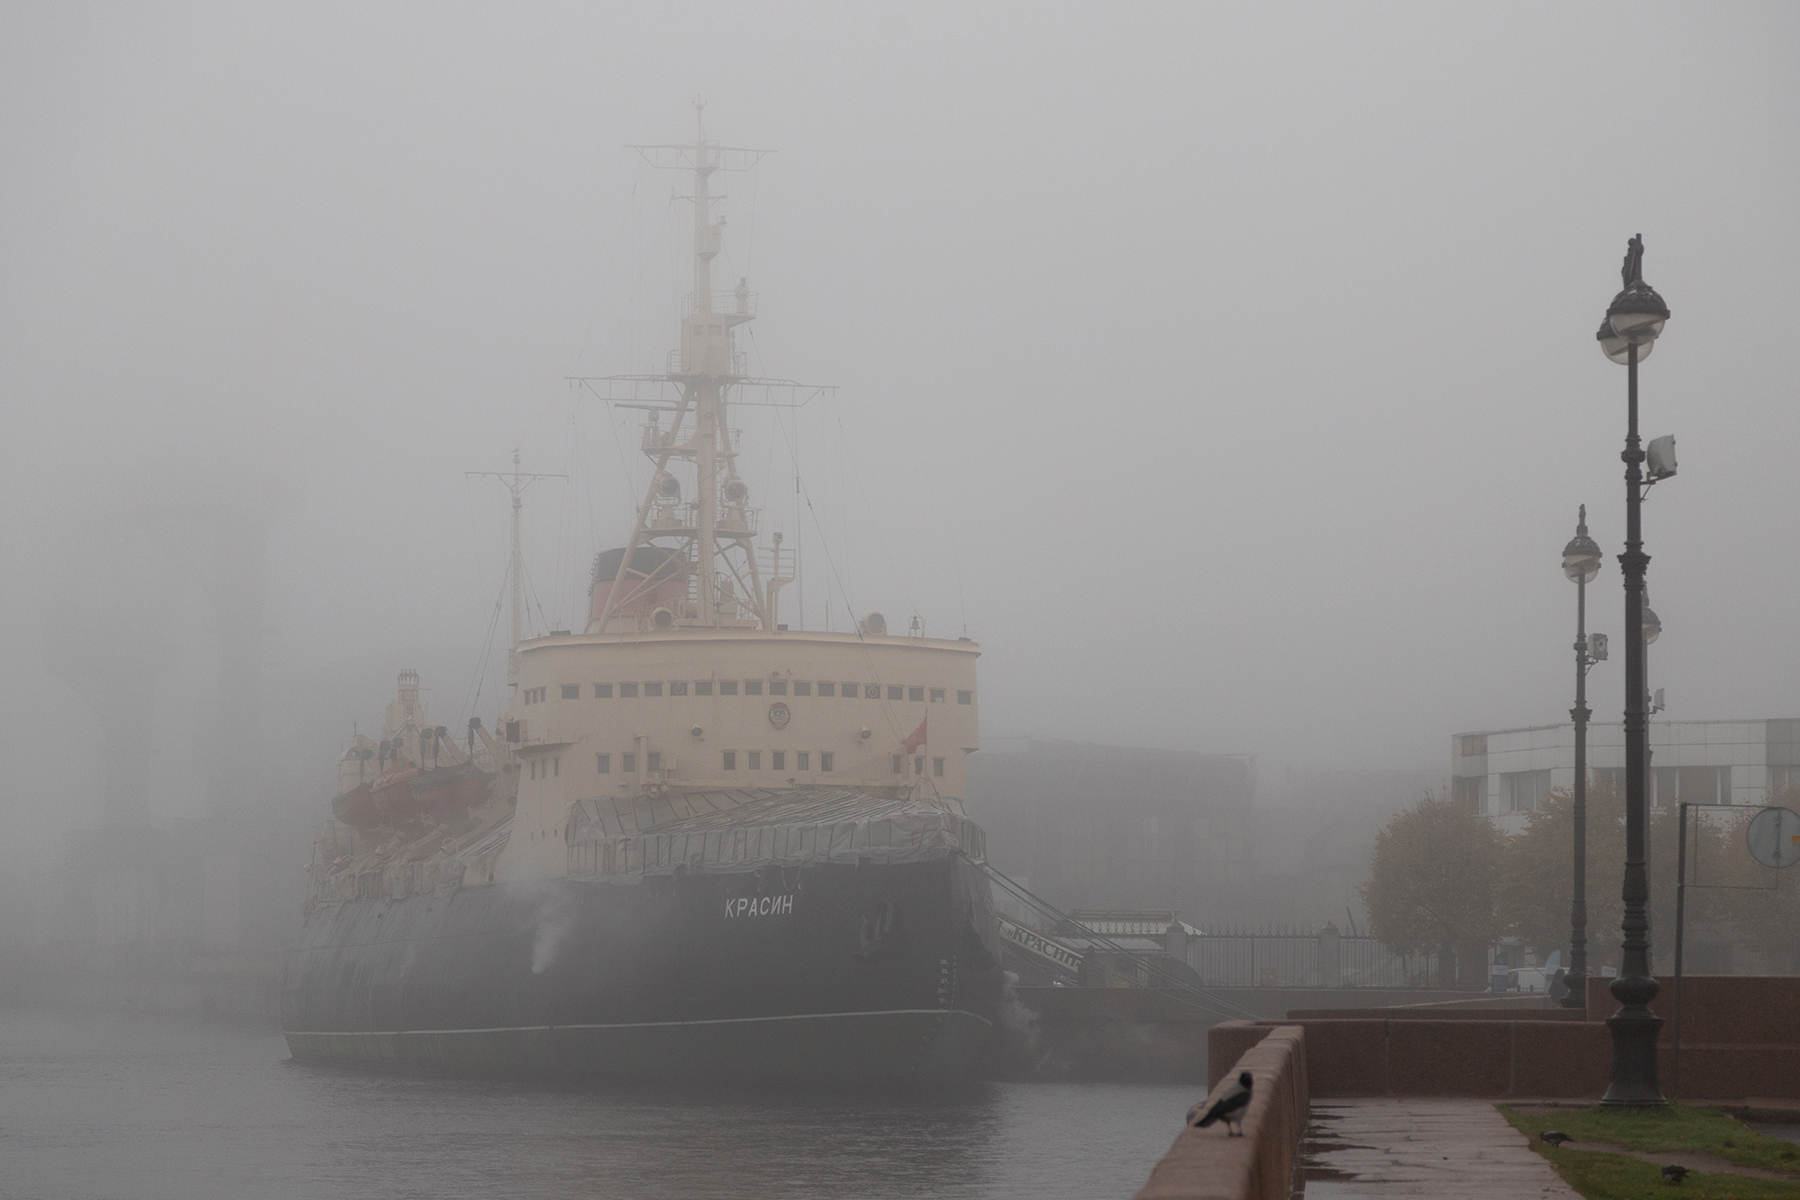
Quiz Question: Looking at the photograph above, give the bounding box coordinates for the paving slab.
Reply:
[1300,1098,1579,1198]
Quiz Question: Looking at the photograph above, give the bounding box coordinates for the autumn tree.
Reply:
[1490,775,1800,977]
[1494,774,1684,970]
[1361,794,1505,987]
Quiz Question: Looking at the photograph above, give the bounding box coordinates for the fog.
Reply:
[2,3,1796,896]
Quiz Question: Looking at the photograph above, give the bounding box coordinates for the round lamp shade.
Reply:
[1642,606,1662,645]
[1596,319,1653,365]
[1603,279,1671,357]
[1563,533,1603,584]
[1609,307,1667,344]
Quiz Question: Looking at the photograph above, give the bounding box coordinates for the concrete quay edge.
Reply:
[1133,1025,1307,1200]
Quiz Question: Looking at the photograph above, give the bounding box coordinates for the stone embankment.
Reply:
[1210,975,1800,1100]
[1132,1025,1308,1200]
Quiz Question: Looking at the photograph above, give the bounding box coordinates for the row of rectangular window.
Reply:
[896,754,945,777]
[595,750,848,774]
[569,681,971,703]
[581,750,948,776]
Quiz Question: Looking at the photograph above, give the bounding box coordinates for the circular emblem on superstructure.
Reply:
[767,701,791,729]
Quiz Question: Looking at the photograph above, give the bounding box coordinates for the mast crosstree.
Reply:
[466,450,566,676]
[575,102,833,634]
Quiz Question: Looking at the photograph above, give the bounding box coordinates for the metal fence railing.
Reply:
[1185,925,1440,988]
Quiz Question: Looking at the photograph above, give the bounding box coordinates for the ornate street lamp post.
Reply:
[1561,509,1604,1008]
[1595,234,1670,1107]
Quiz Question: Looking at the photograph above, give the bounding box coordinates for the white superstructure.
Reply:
[487,107,979,882]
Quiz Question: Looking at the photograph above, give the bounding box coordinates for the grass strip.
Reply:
[1499,1103,1800,1177]
[1522,1144,1800,1200]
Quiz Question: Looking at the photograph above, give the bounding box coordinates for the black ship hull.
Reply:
[281,855,1003,1082]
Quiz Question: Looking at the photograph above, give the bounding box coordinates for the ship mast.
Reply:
[573,107,835,635]
[467,451,565,676]
[586,105,780,632]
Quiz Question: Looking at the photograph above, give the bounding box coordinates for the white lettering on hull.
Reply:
[995,914,1084,971]
[724,894,795,918]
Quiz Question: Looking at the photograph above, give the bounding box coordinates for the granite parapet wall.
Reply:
[1135,1026,1308,1200]
[1214,982,1800,1100]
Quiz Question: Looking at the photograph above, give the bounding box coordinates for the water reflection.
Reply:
[0,1011,1193,1200]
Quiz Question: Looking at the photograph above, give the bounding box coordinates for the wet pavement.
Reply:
[1299,1098,1578,1198]
[1749,1122,1800,1147]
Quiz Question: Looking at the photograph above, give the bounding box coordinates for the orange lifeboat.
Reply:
[331,781,380,828]
[397,760,493,821]
[368,765,421,823]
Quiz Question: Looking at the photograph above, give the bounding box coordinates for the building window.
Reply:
[909,687,924,702]
[1452,775,1481,811]
[930,688,945,703]
[821,752,834,772]
[553,756,560,777]
[561,685,580,700]
[621,753,636,773]
[772,751,785,771]
[793,681,811,696]
[597,754,610,774]
[817,682,834,697]
[933,757,944,777]
[645,681,663,697]
[891,754,903,774]
[620,682,639,698]
[670,681,688,696]
[957,690,973,705]
[887,686,903,700]
[914,755,925,775]
[1505,770,1551,813]
[745,681,764,696]
[723,751,736,770]
[695,680,713,696]
[865,684,880,699]
[595,683,613,699]
[1459,734,1489,758]
[769,680,787,696]
[1653,766,1732,809]
[844,682,859,697]
[797,751,810,770]
[647,752,662,772]
[748,751,761,770]
[529,760,537,779]
[720,680,738,696]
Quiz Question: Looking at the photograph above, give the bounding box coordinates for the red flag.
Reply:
[904,716,928,753]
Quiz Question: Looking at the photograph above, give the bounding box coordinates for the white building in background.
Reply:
[1451,718,1800,835]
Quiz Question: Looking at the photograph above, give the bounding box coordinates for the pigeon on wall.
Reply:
[1191,1072,1254,1137]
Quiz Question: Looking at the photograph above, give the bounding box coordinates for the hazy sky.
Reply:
[3,2,1796,838]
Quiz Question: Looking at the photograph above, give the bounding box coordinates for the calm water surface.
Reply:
[0,1011,1193,1199]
